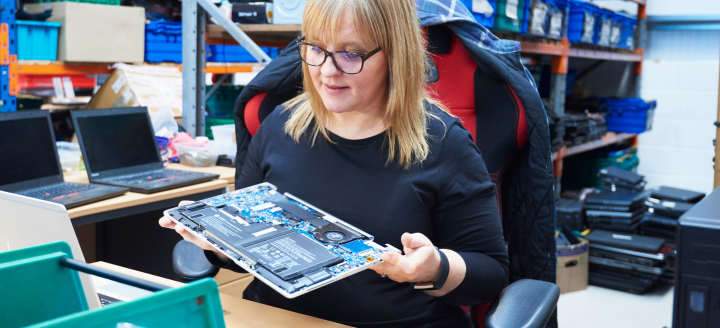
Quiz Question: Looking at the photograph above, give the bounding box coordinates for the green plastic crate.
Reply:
[205,117,234,140]
[206,85,243,117]
[0,241,226,328]
[495,0,526,32]
[32,0,121,5]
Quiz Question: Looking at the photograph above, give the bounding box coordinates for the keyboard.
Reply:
[20,183,99,200]
[98,293,123,306]
[105,169,194,185]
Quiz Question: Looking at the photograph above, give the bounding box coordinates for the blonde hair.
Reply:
[283,0,446,169]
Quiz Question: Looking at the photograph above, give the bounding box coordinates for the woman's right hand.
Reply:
[159,200,230,263]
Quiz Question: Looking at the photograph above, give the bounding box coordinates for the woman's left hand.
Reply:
[369,232,442,283]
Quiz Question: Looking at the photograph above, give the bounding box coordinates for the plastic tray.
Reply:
[494,0,526,32]
[17,20,61,60]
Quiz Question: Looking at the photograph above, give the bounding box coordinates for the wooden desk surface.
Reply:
[91,262,349,328]
[63,169,227,219]
[166,163,236,185]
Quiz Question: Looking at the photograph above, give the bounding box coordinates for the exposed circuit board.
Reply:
[165,182,399,298]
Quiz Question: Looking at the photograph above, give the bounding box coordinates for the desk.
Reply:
[91,262,349,328]
[62,166,230,280]
[166,163,236,191]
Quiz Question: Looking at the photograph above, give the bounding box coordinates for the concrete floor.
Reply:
[558,285,674,328]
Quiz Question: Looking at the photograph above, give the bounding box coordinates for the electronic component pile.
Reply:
[165,182,400,298]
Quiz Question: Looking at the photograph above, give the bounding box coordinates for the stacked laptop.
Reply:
[585,229,670,294]
[641,186,705,245]
[584,188,648,233]
[0,111,128,208]
[641,186,703,285]
[599,166,646,192]
[563,112,608,146]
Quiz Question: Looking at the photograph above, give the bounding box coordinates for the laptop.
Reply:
[584,189,649,207]
[71,108,219,193]
[585,229,666,253]
[650,186,705,204]
[0,111,128,208]
[0,191,152,308]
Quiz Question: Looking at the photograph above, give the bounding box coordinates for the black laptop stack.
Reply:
[586,229,669,294]
[563,112,608,146]
[641,186,705,243]
[584,188,649,233]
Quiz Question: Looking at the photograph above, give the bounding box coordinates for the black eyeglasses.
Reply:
[296,38,382,74]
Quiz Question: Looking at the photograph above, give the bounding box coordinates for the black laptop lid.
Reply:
[586,229,665,253]
[71,108,163,180]
[0,111,64,192]
[585,189,649,206]
[650,186,705,204]
[598,166,645,185]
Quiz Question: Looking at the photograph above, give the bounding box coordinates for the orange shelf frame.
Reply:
[18,61,264,75]
[552,133,637,161]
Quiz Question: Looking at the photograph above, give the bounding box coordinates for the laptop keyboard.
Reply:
[98,293,123,306]
[20,183,99,200]
[106,169,195,185]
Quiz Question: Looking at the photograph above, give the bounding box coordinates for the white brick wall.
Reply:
[638,30,719,194]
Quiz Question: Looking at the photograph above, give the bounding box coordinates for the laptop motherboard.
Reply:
[165,182,400,298]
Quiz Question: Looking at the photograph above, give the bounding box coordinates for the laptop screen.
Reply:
[75,112,160,173]
[0,116,61,186]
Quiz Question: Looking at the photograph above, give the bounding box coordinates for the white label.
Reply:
[662,201,677,208]
[250,202,275,212]
[612,234,633,240]
[549,12,563,38]
[111,75,127,94]
[530,4,548,35]
[506,0,519,20]
[252,227,277,237]
[53,77,65,99]
[122,89,134,103]
[472,0,494,17]
[62,77,76,99]
[610,25,621,45]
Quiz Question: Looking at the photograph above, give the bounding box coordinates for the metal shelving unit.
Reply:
[179,0,649,177]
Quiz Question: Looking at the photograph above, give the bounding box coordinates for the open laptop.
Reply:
[71,107,219,194]
[0,111,128,208]
[0,191,152,307]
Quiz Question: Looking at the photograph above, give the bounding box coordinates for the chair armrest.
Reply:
[483,279,560,328]
[172,240,219,282]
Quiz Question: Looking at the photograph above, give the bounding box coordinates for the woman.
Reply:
[160,0,508,326]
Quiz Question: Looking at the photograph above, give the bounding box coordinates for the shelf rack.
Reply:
[17,61,264,75]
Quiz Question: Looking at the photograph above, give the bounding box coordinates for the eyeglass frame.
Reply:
[296,37,382,75]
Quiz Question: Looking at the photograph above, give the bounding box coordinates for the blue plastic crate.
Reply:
[207,45,279,63]
[601,98,656,134]
[521,0,533,34]
[145,20,182,63]
[593,7,613,46]
[617,13,637,50]
[546,0,569,39]
[16,20,60,61]
[459,0,497,28]
[568,0,599,44]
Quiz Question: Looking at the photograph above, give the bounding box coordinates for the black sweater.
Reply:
[207,105,509,328]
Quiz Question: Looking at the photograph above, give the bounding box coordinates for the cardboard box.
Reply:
[25,2,145,62]
[556,233,589,294]
[88,64,183,117]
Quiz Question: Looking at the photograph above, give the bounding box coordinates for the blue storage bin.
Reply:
[568,0,598,44]
[546,0,569,39]
[145,20,182,63]
[459,0,497,28]
[593,7,613,46]
[521,0,533,34]
[17,20,61,61]
[600,98,656,134]
[207,45,280,63]
[617,13,637,50]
